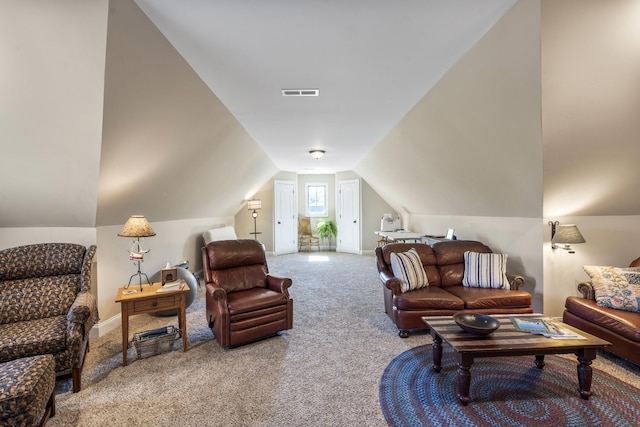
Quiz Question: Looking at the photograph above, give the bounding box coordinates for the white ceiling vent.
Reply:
[282,89,319,97]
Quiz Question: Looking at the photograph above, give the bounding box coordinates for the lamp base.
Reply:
[125,261,151,291]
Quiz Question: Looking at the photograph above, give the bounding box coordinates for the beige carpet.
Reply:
[49,252,640,427]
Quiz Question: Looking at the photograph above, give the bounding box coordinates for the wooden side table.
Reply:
[115,282,189,366]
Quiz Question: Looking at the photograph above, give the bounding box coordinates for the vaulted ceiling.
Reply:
[134,0,518,174]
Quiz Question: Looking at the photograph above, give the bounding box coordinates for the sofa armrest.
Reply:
[379,271,403,294]
[267,275,292,297]
[576,281,596,300]
[66,291,98,332]
[507,273,525,290]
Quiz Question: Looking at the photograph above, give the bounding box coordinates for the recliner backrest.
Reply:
[203,239,268,293]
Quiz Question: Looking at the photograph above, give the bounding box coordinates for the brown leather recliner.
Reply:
[202,239,293,347]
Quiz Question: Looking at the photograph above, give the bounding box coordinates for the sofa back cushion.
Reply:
[0,243,86,281]
[0,275,80,323]
[432,240,492,288]
[380,243,441,287]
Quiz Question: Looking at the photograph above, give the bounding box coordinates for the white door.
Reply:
[274,180,297,255]
[337,179,360,254]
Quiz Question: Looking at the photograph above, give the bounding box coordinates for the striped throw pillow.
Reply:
[390,248,428,293]
[462,251,510,289]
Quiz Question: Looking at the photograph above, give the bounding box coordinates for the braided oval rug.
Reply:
[379,345,640,427]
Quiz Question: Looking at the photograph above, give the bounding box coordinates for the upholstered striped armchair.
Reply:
[0,243,98,392]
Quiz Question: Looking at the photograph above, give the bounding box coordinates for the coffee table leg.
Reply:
[576,349,596,400]
[432,334,443,373]
[457,354,473,406]
[535,354,545,369]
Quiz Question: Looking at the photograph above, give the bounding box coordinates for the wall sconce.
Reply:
[549,221,585,254]
[118,215,156,290]
[309,149,325,159]
[247,199,261,240]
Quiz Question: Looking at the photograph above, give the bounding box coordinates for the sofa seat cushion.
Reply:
[0,355,55,426]
[0,317,67,363]
[446,285,532,310]
[226,288,288,317]
[565,296,640,343]
[394,287,464,311]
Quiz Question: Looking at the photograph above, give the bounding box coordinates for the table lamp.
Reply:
[118,215,156,290]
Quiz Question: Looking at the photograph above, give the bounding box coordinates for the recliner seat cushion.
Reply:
[226,288,289,316]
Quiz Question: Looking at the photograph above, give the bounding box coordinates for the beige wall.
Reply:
[0,0,107,228]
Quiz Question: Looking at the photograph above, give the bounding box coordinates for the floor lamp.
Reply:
[118,215,156,291]
[248,199,261,240]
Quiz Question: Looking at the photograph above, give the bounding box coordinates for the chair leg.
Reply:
[72,367,81,393]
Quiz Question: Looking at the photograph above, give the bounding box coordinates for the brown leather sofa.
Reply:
[563,257,640,366]
[376,240,533,337]
[202,239,293,348]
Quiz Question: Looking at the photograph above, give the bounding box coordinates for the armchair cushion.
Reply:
[390,248,428,293]
[583,265,640,313]
[462,251,510,289]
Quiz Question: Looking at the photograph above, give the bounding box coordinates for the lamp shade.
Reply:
[551,224,585,244]
[247,199,261,210]
[118,215,156,238]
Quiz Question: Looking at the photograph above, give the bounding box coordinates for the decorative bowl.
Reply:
[453,313,500,335]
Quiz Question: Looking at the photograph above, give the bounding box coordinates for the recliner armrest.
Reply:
[576,281,596,300]
[206,283,227,301]
[267,275,292,297]
[506,273,525,290]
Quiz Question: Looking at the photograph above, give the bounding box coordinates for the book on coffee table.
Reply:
[510,317,585,339]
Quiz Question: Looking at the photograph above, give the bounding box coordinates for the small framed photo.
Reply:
[445,228,455,240]
[161,267,177,285]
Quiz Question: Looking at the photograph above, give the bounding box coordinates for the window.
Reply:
[305,182,328,217]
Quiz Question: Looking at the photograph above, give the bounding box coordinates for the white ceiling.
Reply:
[134,0,517,174]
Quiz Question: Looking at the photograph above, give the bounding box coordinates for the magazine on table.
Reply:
[510,317,586,339]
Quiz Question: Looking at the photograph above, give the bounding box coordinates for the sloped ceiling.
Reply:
[357,0,542,218]
[97,0,278,226]
[134,0,518,174]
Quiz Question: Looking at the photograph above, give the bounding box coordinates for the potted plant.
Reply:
[316,219,337,251]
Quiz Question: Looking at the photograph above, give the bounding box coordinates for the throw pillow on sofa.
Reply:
[462,251,510,289]
[390,248,428,293]
[583,265,640,313]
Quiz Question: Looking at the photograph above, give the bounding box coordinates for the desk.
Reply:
[375,231,424,243]
[115,282,188,366]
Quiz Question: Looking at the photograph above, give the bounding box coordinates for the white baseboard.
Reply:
[90,313,121,339]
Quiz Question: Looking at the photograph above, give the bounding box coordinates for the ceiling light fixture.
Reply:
[309,149,325,159]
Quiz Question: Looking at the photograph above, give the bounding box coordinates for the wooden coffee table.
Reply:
[423,314,610,405]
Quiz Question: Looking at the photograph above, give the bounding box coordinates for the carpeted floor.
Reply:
[380,345,640,427]
[49,251,640,426]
